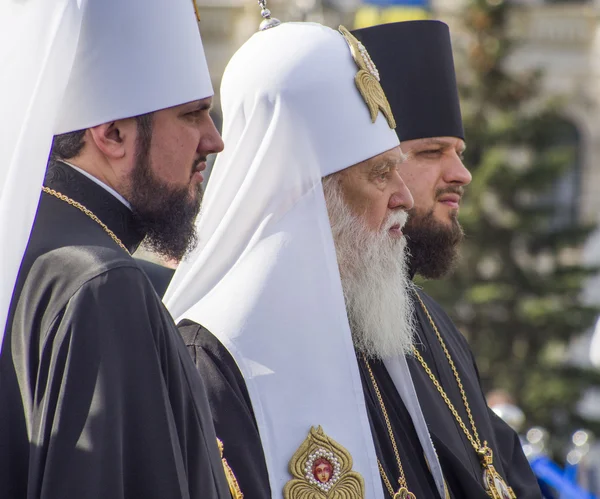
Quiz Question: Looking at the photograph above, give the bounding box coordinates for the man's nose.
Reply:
[444,154,472,186]
[198,118,224,155]
[389,173,414,211]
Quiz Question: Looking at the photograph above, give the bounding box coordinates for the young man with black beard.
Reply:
[0,1,233,498]
[353,21,542,498]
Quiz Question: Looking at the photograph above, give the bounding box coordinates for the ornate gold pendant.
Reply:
[393,487,416,499]
[284,426,365,499]
[478,445,516,499]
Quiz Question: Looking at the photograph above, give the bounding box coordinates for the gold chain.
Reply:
[412,293,517,499]
[363,355,412,497]
[42,186,131,255]
[412,293,481,452]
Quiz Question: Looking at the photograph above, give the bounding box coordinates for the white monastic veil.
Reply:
[166,22,445,498]
[0,0,87,356]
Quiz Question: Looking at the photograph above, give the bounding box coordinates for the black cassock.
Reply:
[0,161,230,499]
[178,288,541,499]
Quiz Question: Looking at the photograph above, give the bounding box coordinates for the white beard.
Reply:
[323,176,416,360]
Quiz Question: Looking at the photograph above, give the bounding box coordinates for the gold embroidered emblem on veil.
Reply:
[284,426,365,499]
[338,25,396,130]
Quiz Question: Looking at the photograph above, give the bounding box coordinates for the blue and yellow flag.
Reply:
[354,0,430,29]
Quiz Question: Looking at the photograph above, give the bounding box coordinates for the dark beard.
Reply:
[128,126,203,262]
[404,207,464,279]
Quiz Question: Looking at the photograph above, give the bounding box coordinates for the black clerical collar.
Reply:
[44,160,146,253]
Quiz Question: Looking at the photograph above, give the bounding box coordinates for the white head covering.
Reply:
[0,0,212,355]
[165,22,400,498]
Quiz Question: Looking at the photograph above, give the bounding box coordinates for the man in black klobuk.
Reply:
[352,21,541,499]
[0,1,234,497]
[166,20,451,499]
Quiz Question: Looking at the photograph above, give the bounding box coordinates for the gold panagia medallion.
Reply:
[284,426,365,499]
[478,446,516,499]
[338,25,396,130]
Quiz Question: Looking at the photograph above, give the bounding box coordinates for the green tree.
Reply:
[424,0,600,446]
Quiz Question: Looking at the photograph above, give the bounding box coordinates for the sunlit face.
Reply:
[147,97,224,203]
[399,136,470,226]
[313,460,332,484]
[399,136,471,278]
[124,98,224,262]
[336,146,414,236]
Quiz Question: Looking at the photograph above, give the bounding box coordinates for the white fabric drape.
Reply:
[166,22,411,498]
[0,0,88,356]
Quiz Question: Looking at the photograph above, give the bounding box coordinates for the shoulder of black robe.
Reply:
[134,258,175,297]
[0,161,230,499]
[409,289,542,499]
[178,319,272,498]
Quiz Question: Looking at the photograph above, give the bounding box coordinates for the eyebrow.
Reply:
[370,156,404,175]
[415,138,466,154]
[189,99,213,112]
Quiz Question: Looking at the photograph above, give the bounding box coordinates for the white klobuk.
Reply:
[166,22,446,498]
[0,0,212,355]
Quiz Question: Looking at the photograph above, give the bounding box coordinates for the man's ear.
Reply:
[87,119,135,160]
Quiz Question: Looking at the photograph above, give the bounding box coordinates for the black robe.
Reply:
[407,291,540,499]
[178,288,541,498]
[135,258,177,298]
[0,161,231,499]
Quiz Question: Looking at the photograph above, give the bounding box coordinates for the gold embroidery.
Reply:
[338,26,396,130]
[217,438,244,499]
[284,426,364,499]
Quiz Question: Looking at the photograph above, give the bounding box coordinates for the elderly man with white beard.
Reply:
[323,174,416,360]
[166,20,451,499]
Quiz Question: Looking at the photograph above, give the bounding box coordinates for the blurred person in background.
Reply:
[0,1,233,498]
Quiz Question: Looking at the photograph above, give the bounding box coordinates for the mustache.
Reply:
[192,156,207,171]
[435,185,464,199]
[385,210,409,230]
